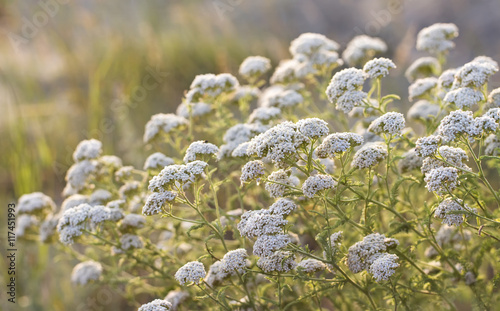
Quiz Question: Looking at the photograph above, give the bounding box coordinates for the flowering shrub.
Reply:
[17,24,500,310]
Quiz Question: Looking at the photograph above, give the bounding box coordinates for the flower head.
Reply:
[175,261,206,285]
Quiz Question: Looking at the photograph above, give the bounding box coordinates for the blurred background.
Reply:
[2,0,500,309]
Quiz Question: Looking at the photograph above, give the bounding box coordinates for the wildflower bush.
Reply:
[17,23,500,310]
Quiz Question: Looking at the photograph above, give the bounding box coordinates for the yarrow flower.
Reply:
[453,59,498,88]
[265,169,296,198]
[239,56,272,80]
[246,121,308,167]
[368,253,400,282]
[407,100,440,121]
[296,118,329,139]
[186,73,239,103]
[175,261,206,285]
[253,234,292,257]
[408,77,438,101]
[368,112,405,136]
[421,146,470,175]
[415,135,442,157]
[138,299,172,311]
[405,57,441,82]
[176,102,211,119]
[488,88,500,108]
[73,139,102,162]
[237,209,288,238]
[144,114,188,143]
[301,174,337,198]
[316,132,363,157]
[351,143,388,169]
[342,35,387,66]
[434,198,471,226]
[363,57,396,79]
[443,87,484,109]
[71,261,102,285]
[248,107,281,124]
[220,249,248,274]
[143,152,175,170]
[325,68,367,113]
[437,110,474,142]
[240,160,265,185]
[183,141,219,163]
[18,192,56,216]
[268,198,297,216]
[297,259,327,274]
[257,251,297,273]
[416,23,459,54]
[424,167,460,194]
[259,87,304,109]
[346,233,399,282]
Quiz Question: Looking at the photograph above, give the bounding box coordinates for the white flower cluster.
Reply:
[18,192,56,216]
[453,58,498,88]
[289,33,343,78]
[351,143,388,169]
[148,161,207,192]
[485,134,500,155]
[316,132,364,157]
[259,86,304,109]
[342,35,387,66]
[218,123,268,158]
[175,261,206,285]
[253,234,292,257]
[424,167,459,194]
[138,299,172,311]
[240,160,265,185]
[363,57,396,79]
[164,290,189,311]
[421,146,470,175]
[415,135,442,157]
[325,68,367,113]
[248,106,281,124]
[176,102,211,119]
[257,250,297,273]
[434,198,471,226]
[57,203,117,244]
[238,199,297,272]
[296,118,329,139]
[183,140,219,163]
[329,231,343,255]
[416,23,459,54]
[265,169,298,198]
[346,233,399,282]
[437,110,474,142]
[246,121,308,167]
[444,87,484,109]
[296,259,327,274]
[65,140,106,195]
[237,209,288,238]
[144,152,175,170]
[220,249,248,274]
[301,174,337,198]
[239,56,272,80]
[408,77,438,101]
[186,73,239,103]
[407,100,440,122]
[368,112,406,136]
[71,260,102,285]
[73,139,102,162]
[488,88,500,107]
[144,114,188,143]
[368,253,400,282]
[405,57,441,82]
